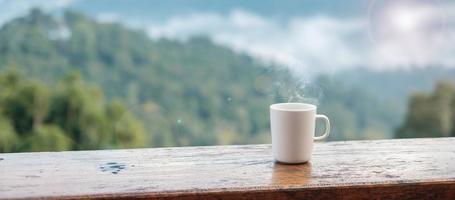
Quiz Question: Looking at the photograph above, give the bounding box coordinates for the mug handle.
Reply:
[314,114,330,141]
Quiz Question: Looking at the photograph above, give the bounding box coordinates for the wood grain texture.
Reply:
[1,138,455,199]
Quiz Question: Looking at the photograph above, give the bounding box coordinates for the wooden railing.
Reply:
[1,138,454,199]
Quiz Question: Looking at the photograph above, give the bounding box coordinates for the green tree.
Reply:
[396,81,455,138]
[47,72,106,149]
[2,78,50,134]
[0,71,147,152]
[0,115,19,152]
[24,125,72,152]
[107,101,147,148]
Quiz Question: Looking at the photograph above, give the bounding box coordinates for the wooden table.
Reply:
[1,138,454,199]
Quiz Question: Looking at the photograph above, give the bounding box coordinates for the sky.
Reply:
[0,0,454,75]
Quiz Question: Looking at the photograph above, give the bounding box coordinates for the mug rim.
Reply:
[270,103,316,112]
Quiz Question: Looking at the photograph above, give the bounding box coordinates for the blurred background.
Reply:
[0,0,454,152]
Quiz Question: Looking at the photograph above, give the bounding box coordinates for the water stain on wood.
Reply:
[25,175,40,178]
[99,162,127,174]
[385,174,401,178]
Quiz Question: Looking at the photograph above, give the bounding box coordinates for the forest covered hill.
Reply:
[0,9,452,152]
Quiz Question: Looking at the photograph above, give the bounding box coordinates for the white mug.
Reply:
[270,103,330,164]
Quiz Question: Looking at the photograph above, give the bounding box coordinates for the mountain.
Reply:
[335,68,455,124]
[0,8,436,151]
[0,9,295,148]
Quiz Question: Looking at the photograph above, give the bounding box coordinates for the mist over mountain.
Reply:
[2,0,454,75]
[0,8,454,152]
[0,9,278,146]
[336,67,455,118]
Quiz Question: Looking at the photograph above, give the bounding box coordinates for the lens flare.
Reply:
[368,0,449,67]
[369,0,445,40]
[388,7,420,33]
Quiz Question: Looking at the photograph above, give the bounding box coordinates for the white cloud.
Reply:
[147,10,366,75]
[146,3,455,75]
[2,0,453,75]
[0,0,75,25]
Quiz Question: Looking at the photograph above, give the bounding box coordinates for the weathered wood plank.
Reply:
[1,138,454,199]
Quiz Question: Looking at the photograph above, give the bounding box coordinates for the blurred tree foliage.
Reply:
[0,9,400,152]
[396,81,455,138]
[0,71,146,152]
